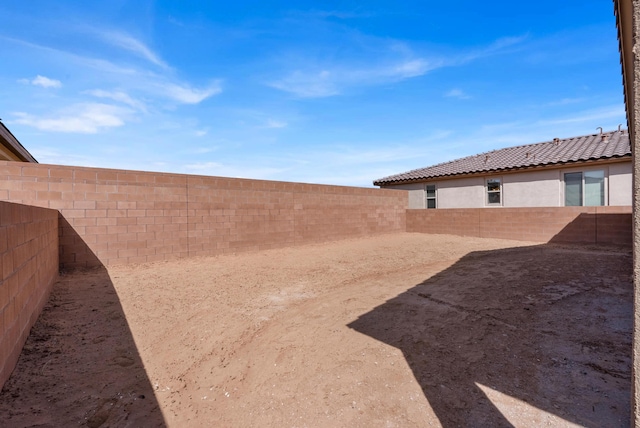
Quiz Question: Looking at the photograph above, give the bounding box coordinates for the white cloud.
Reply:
[11,103,132,134]
[192,147,217,154]
[269,34,525,98]
[547,97,585,106]
[5,35,223,108]
[445,88,471,99]
[158,81,222,104]
[269,59,439,98]
[100,31,169,69]
[540,105,626,126]
[33,75,62,88]
[84,89,147,112]
[27,146,113,168]
[18,75,62,88]
[76,56,140,76]
[391,59,432,78]
[3,35,139,75]
[269,70,339,98]
[322,145,437,166]
[184,161,224,170]
[167,16,186,27]
[449,105,628,156]
[460,35,528,63]
[299,10,372,20]
[194,130,208,137]
[265,119,288,129]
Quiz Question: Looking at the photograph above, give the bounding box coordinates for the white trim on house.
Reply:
[425,183,437,209]
[485,177,502,207]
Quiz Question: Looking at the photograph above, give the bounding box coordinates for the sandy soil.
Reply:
[0,233,632,427]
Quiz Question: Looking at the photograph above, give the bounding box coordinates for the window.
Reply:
[564,172,582,206]
[564,170,605,206]
[425,184,436,209]
[585,171,605,206]
[486,178,501,205]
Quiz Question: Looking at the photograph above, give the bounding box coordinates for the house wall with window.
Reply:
[382,182,427,209]
[383,160,632,209]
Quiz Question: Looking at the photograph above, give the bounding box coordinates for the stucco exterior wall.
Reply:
[436,177,485,208]
[610,162,633,205]
[383,182,425,209]
[382,161,632,208]
[502,169,561,207]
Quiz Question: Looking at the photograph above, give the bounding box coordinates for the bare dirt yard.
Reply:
[0,233,632,427]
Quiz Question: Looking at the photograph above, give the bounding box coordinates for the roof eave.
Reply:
[0,122,38,163]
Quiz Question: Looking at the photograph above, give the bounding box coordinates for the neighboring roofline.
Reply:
[374,129,630,186]
[613,0,634,144]
[0,121,38,163]
[375,155,632,186]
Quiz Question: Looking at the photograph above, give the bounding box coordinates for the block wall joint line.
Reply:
[292,188,297,246]
[186,175,190,258]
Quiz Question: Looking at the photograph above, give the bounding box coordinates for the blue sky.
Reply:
[0,1,626,187]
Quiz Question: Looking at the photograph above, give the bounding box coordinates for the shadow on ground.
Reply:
[349,243,632,427]
[0,224,166,427]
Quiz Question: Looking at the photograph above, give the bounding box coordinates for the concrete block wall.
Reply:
[407,206,632,244]
[0,201,58,388]
[0,161,407,268]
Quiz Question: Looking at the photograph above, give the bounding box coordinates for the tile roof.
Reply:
[374,130,631,186]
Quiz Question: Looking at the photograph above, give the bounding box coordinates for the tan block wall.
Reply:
[407,206,632,244]
[0,201,58,388]
[0,161,407,268]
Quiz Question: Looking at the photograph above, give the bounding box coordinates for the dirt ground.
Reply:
[0,233,632,427]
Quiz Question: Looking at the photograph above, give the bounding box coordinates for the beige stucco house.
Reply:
[374,130,632,209]
[0,122,37,163]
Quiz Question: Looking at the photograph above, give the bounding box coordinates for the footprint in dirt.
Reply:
[111,355,135,367]
[86,398,117,428]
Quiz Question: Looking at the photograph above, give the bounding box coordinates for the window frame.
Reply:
[562,168,607,207]
[485,177,502,206]
[425,183,437,209]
